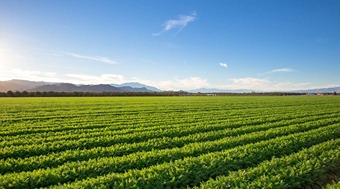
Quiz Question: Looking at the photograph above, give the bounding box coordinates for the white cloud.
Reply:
[223,77,313,91]
[65,52,116,64]
[66,74,125,84]
[129,76,209,91]
[0,68,57,81]
[0,68,124,84]
[219,63,228,68]
[12,69,56,77]
[271,68,295,73]
[172,77,209,90]
[153,12,197,36]
[260,68,295,75]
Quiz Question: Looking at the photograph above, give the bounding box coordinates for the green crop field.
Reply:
[0,96,339,188]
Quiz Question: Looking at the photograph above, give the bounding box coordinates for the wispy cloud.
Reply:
[153,12,197,36]
[65,52,116,64]
[219,63,228,69]
[260,68,295,75]
[271,68,295,73]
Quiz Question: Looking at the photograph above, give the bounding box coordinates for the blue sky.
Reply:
[0,0,339,91]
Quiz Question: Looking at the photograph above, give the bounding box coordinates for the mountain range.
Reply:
[291,87,340,93]
[0,79,339,93]
[0,80,161,93]
[111,82,162,92]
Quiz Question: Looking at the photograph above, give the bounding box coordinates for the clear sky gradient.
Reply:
[1,0,339,91]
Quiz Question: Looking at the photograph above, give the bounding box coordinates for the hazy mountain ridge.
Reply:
[30,83,155,93]
[291,87,340,93]
[30,83,123,92]
[0,79,51,92]
[111,82,162,92]
[0,80,159,92]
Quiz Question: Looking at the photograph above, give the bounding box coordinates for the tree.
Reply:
[6,90,14,97]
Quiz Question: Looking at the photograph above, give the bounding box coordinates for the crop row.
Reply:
[1,107,307,145]
[1,122,339,188]
[1,102,325,137]
[1,114,339,175]
[1,110,322,159]
[2,109,337,148]
[0,108,278,136]
[2,111,339,161]
[2,98,337,134]
[196,138,340,188]
[47,123,340,189]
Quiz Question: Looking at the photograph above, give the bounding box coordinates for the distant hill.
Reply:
[112,82,162,92]
[292,87,340,93]
[0,80,157,92]
[31,83,121,92]
[118,86,155,92]
[0,79,50,92]
[30,83,154,92]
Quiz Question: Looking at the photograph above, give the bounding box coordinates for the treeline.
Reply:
[0,90,191,97]
[0,90,337,97]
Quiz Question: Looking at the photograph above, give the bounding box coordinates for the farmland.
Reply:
[0,96,339,188]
